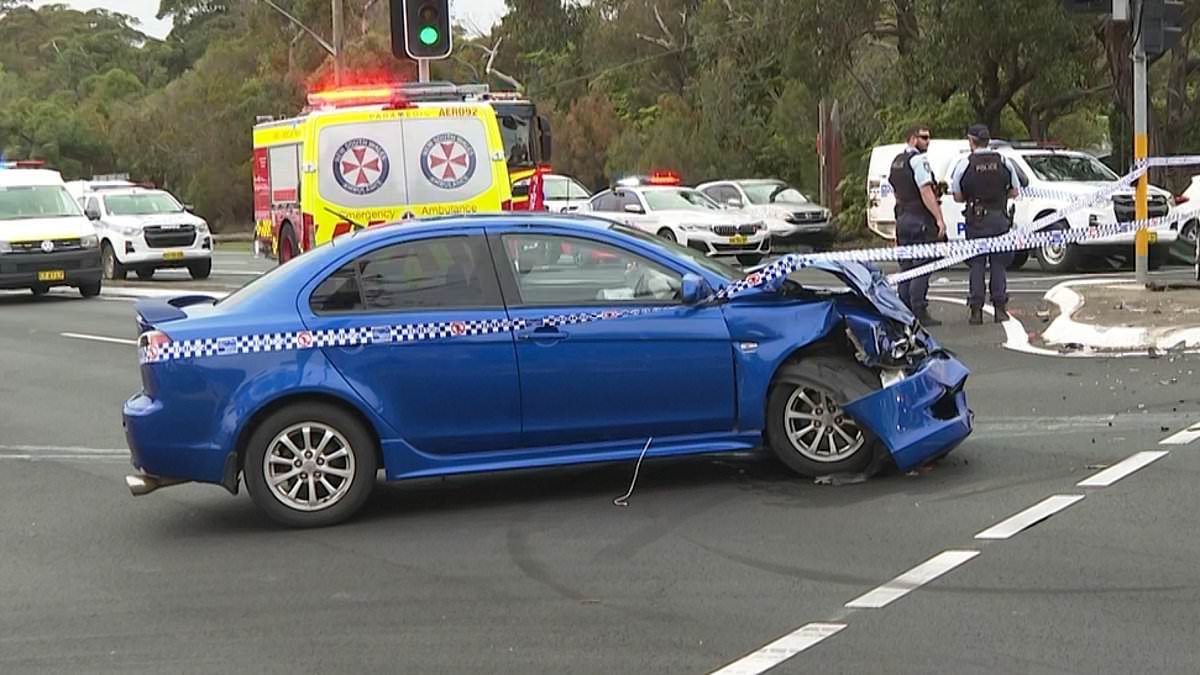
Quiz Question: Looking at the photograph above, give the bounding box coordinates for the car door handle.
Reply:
[518,326,568,341]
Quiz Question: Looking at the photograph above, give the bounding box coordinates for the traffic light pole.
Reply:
[1133,13,1150,285]
[332,0,345,86]
[418,59,430,83]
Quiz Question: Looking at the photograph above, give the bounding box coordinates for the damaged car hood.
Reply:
[749,259,916,325]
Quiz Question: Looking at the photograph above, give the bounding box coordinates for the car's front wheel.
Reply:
[737,254,763,267]
[101,242,126,280]
[766,356,884,476]
[244,402,377,527]
[657,228,677,243]
[188,259,212,280]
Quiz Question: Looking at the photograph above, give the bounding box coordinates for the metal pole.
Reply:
[418,59,431,83]
[331,0,345,86]
[1133,16,1150,284]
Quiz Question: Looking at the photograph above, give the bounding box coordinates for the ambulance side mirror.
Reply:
[538,114,553,163]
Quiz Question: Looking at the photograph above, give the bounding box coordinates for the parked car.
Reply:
[697,179,835,252]
[1170,175,1200,264]
[124,213,973,527]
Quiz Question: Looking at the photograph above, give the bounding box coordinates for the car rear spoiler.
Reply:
[135,295,218,333]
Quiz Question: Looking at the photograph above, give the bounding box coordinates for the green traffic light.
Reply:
[419,26,439,46]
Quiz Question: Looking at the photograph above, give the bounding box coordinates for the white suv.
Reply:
[582,181,770,265]
[78,186,213,280]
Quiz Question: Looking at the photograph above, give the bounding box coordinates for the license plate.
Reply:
[37,270,65,282]
[1148,232,1159,243]
[163,251,185,261]
[729,234,747,245]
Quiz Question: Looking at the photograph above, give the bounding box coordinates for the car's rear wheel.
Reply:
[1008,251,1029,270]
[101,242,126,280]
[188,259,212,280]
[244,402,377,528]
[766,356,884,477]
[279,224,299,264]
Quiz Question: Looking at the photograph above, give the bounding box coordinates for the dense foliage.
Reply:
[1,0,1198,234]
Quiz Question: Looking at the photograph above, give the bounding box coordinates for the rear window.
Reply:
[0,185,83,221]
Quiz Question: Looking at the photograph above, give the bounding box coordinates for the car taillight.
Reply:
[1175,194,1190,205]
[138,330,172,364]
[302,212,315,250]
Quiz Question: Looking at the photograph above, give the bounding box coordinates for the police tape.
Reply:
[139,156,1200,364]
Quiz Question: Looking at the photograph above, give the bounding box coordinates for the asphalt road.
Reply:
[1,252,1199,674]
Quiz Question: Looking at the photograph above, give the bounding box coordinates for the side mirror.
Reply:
[538,113,553,163]
[681,273,710,305]
[564,205,579,212]
[85,209,100,221]
[183,203,195,212]
[623,203,644,214]
[725,198,742,208]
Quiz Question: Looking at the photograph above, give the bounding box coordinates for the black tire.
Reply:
[188,258,213,280]
[1008,251,1029,270]
[30,285,49,296]
[1035,221,1083,273]
[657,228,677,243]
[135,269,155,280]
[765,356,885,477]
[278,224,299,264]
[101,241,126,280]
[243,402,378,528]
[78,279,101,298]
[737,254,763,267]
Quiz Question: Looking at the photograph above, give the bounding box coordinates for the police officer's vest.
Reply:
[959,151,1011,210]
[888,149,929,221]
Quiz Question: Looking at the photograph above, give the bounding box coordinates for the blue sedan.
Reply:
[123,214,972,527]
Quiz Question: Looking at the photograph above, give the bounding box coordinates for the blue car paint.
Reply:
[123,214,973,491]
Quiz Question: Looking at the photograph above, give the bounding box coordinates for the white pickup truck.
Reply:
[867,141,1178,272]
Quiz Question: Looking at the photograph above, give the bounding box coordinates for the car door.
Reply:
[612,189,658,233]
[491,229,736,448]
[303,232,522,455]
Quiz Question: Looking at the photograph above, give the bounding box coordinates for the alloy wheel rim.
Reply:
[263,422,355,512]
[783,386,865,462]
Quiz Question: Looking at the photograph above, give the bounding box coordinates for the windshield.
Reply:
[643,188,720,212]
[105,193,184,216]
[609,223,741,282]
[0,185,83,220]
[1023,154,1119,182]
[742,182,809,205]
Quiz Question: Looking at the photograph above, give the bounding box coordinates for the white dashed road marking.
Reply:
[1077,450,1171,487]
[974,494,1086,540]
[709,623,847,675]
[1159,423,1200,446]
[845,550,980,609]
[60,332,137,346]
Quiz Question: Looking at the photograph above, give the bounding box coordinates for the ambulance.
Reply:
[252,82,552,262]
[0,161,103,298]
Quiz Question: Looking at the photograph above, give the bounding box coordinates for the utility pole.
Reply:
[331,0,345,86]
[1133,9,1149,285]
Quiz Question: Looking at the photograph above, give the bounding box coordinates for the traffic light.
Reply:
[390,0,452,61]
[1142,0,1186,56]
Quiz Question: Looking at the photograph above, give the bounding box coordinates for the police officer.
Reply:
[889,125,946,327]
[950,124,1021,325]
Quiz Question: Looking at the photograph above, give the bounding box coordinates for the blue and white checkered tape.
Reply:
[139,157,1200,365]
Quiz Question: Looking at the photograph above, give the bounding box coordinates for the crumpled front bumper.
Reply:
[842,351,972,472]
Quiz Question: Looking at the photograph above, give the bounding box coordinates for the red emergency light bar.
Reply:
[647,171,681,185]
[307,85,409,109]
[0,160,46,169]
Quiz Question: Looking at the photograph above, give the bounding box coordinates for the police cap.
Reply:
[967,124,991,142]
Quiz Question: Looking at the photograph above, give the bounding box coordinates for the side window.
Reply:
[590,190,617,211]
[615,190,642,212]
[716,186,741,205]
[542,177,569,200]
[308,235,500,314]
[568,180,590,199]
[501,234,682,306]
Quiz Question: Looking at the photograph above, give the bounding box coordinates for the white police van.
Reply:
[0,161,102,297]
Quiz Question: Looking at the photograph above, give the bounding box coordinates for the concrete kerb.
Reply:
[1039,278,1200,355]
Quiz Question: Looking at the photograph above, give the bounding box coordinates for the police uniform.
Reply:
[888,146,940,319]
[950,128,1020,322]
